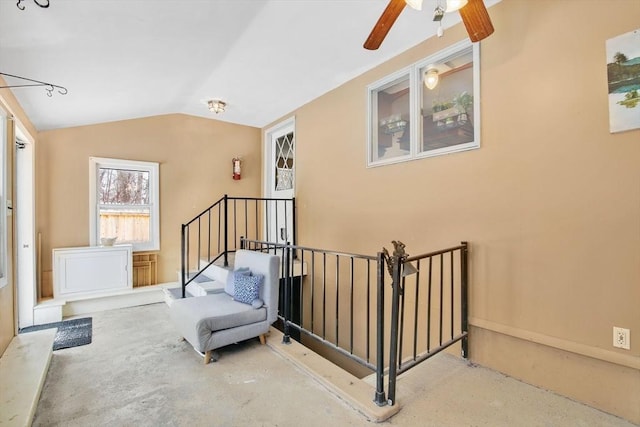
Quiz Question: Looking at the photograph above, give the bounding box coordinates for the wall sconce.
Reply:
[424,68,439,90]
[232,157,242,180]
[208,99,226,114]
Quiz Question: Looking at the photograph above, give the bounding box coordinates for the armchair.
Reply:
[170,250,280,364]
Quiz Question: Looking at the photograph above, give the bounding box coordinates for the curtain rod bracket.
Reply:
[16,0,50,10]
[0,72,68,97]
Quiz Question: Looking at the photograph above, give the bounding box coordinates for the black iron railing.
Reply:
[241,238,387,405]
[180,195,295,298]
[385,241,469,404]
[241,238,469,407]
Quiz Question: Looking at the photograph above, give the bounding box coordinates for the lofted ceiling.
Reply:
[0,0,499,132]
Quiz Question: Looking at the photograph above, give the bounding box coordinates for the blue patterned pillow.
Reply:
[233,273,263,305]
[225,267,251,296]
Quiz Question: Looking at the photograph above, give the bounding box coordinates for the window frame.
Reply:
[366,66,415,166]
[89,157,160,252]
[367,39,480,167]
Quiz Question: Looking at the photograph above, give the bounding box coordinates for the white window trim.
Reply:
[89,157,160,251]
[366,66,414,167]
[367,39,480,167]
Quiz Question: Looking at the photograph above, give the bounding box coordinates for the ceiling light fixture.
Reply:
[424,68,439,90]
[445,0,468,13]
[208,99,226,114]
[404,0,423,10]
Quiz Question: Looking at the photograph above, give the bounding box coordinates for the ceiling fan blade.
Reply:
[364,0,407,50]
[459,0,494,42]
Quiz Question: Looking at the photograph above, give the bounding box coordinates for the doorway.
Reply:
[263,117,295,245]
[15,127,36,329]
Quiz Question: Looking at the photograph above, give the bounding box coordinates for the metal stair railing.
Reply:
[241,237,469,408]
[180,195,295,298]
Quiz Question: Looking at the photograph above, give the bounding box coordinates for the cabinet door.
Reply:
[53,246,132,297]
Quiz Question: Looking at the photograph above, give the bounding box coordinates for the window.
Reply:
[368,69,412,164]
[368,40,480,167]
[89,157,159,251]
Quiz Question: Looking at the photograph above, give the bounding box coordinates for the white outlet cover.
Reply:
[613,327,630,350]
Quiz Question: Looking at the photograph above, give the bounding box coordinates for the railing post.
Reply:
[223,194,229,267]
[387,255,402,405]
[240,236,245,250]
[181,224,186,298]
[385,240,408,406]
[461,241,469,359]
[282,242,292,344]
[291,197,297,246]
[374,251,387,406]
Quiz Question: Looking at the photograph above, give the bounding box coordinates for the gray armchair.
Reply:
[170,250,280,364]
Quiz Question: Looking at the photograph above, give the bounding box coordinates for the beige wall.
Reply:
[37,114,261,295]
[266,0,640,422]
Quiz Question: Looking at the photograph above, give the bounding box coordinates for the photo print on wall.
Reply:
[606,28,640,133]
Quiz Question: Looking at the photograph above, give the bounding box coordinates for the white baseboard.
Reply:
[33,301,64,325]
[34,283,180,319]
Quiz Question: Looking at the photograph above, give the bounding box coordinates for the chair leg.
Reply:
[204,350,213,364]
[259,334,266,345]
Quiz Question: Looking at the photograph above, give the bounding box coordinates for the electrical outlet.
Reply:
[613,327,630,350]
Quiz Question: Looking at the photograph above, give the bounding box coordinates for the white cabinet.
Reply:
[53,245,132,298]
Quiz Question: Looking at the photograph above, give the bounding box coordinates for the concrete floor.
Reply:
[32,303,635,426]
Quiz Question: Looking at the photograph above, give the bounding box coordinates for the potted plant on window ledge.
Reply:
[453,91,473,125]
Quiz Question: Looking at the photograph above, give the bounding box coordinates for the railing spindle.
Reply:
[310,251,315,334]
[427,256,432,352]
[461,242,469,358]
[244,199,248,242]
[181,224,186,298]
[439,253,444,346]
[398,275,406,369]
[322,252,327,339]
[197,217,201,268]
[374,252,386,407]
[335,254,340,347]
[450,250,455,341]
[413,260,420,361]
[350,256,354,355]
[366,259,371,363]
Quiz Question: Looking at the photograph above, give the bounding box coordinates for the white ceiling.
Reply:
[0,0,499,132]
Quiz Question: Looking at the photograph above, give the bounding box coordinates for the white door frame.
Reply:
[15,126,36,329]
[263,116,295,244]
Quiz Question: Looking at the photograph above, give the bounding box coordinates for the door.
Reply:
[16,132,36,329]
[264,117,295,246]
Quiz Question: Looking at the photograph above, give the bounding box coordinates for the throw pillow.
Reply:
[233,273,264,305]
[225,267,251,296]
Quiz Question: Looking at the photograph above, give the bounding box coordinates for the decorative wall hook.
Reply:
[16,0,50,10]
[0,72,67,97]
[382,240,409,277]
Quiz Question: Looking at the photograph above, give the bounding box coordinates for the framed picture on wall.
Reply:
[606,28,640,133]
